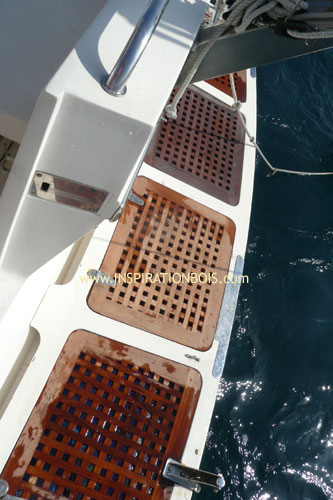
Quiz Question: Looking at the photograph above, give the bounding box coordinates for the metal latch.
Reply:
[0,480,23,500]
[162,459,225,494]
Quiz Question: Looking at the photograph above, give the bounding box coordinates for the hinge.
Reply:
[162,459,225,494]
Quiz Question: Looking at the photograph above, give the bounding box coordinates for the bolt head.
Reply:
[216,475,225,489]
[0,479,9,498]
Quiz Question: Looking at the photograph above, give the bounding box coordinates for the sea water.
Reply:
[198,49,333,499]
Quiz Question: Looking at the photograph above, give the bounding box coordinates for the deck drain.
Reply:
[1,330,201,500]
[206,72,247,103]
[88,177,235,351]
[145,85,245,206]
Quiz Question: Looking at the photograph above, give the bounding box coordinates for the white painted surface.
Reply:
[0,70,257,499]
[0,244,73,398]
[0,0,208,273]
[0,0,208,323]
[0,0,108,140]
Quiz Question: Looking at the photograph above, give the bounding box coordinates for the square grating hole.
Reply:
[1,331,201,500]
[88,177,235,351]
[145,85,245,206]
[206,71,247,103]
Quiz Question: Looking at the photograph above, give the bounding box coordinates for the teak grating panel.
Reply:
[2,330,201,500]
[145,85,245,206]
[88,177,235,351]
[206,71,247,103]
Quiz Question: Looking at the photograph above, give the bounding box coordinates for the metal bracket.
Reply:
[184,353,200,362]
[109,190,145,222]
[0,480,23,500]
[128,191,145,206]
[162,459,225,494]
[109,205,123,222]
[87,269,116,287]
[213,255,244,378]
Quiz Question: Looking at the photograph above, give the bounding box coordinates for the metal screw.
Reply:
[216,475,225,489]
[185,354,200,362]
[0,479,9,498]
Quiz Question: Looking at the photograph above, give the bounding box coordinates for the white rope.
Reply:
[302,20,333,28]
[268,5,293,19]
[293,12,333,20]
[287,28,333,38]
[165,0,333,120]
[229,73,333,177]
[243,0,267,22]
[235,1,277,33]
[279,0,307,11]
[284,0,302,22]
[165,0,255,119]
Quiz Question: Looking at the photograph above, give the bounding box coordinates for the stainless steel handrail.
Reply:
[213,0,223,23]
[101,0,169,96]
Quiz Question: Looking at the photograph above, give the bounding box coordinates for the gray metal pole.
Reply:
[213,0,223,23]
[101,0,169,96]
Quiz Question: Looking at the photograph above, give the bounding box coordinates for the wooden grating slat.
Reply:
[145,85,245,206]
[88,177,235,351]
[1,330,201,500]
[206,71,247,102]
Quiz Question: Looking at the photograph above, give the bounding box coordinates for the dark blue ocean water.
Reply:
[198,49,333,499]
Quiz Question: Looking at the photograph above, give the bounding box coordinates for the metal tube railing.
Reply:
[101,0,169,96]
[213,0,223,23]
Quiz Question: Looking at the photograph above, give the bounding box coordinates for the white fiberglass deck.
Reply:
[0,71,257,500]
[0,0,209,285]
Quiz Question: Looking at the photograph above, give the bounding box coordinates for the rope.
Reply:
[243,0,267,23]
[284,0,302,21]
[164,0,333,120]
[165,0,256,119]
[229,73,333,176]
[235,1,277,33]
[287,28,333,38]
[292,12,333,20]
